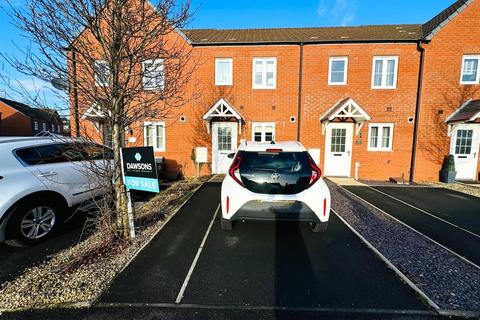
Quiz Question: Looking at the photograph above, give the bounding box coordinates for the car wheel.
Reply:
[311,222,328,233]
[5,198,65,246]
[221,218,233,231]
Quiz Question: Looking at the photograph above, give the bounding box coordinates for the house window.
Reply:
[461,55,480,84]
[368,123,394,151]
[142,59,164,90]
[215,58,233,86]
[34,121,38,130]
[329,57,348,85]
[42,123,47,131]
[252,58,276,89]
[94,60,109,86]
[252,122,275,142]
[57,125,61,133]
[51,124,55,131]
[144,122,165,151]
[372,57,398,89]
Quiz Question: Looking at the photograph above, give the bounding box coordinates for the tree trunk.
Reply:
[112,121,130,240]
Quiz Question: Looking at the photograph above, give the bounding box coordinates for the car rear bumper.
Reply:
[231,200,321,223]
[221,176,331,223]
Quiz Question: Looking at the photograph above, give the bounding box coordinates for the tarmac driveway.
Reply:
[100,181,430,316]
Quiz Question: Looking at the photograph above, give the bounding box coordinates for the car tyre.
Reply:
[5,198,66,246]
[311,222,328,233]
[221,218,233,231]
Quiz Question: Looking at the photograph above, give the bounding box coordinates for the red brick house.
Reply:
[73,0,480,182]
[0,97,64,136]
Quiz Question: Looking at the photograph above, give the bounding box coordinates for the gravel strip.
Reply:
[326,180,480,312]
[0,178,206,311]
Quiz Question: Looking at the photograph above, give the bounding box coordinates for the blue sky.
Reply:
[0,0,456,112]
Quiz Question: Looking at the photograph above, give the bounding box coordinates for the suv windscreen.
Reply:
[239,151,312,195]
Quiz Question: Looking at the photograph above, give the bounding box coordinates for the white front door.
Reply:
[212,122,238,174]
[324,123,353,177]
[450,124,480,181]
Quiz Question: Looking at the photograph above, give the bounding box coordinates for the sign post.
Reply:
[195,147,208,177]
[120,147,160,239]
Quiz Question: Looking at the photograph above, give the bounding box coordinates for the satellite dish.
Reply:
[51,77,69,91]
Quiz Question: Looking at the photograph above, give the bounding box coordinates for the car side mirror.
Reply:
[227,153,236,159]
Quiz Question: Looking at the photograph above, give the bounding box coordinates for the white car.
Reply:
[0,137,111,245]
[221,141,331,232]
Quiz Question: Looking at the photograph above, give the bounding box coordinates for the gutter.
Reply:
[297,43,304,141]
[409,41,426,183]
[189,39,421,47]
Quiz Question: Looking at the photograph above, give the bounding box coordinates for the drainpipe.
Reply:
[296,43,304,141]
[71,50,80,137]
[409,41,426,183]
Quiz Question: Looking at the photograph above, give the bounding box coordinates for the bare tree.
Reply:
[3,0,197,240]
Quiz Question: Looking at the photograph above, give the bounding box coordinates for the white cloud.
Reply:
[317,0,357,26]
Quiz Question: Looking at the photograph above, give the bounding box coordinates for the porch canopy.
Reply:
[445,99,480,135]
[320,98,371,135]
[203,98,243,133]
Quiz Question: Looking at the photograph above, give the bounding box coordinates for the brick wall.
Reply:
[415,0,480,181]
[0,101,32,136]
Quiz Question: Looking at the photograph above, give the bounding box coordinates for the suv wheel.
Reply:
[5,198,65,246]
[221,218,233,231]
[311,222,328,233]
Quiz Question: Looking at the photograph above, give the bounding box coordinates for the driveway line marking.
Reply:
[336,184,480,271]
[96,302,439,316]
[175,203,220,304]
[331,209,440,312]
[370,186,480,240]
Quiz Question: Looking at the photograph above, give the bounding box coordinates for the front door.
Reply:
[212,122,238,174]
[324,123,353,177]
[450,124,480,181]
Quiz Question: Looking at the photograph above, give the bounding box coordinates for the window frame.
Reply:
[34,121,39,131]
[42,123,47,131]
[371,56,399,90]
[460,55,480,85]
[94,60,110,87]
[143,121,166,152]
[215,58,233,86]
[251,122,276,143]
[367,123,394,152]
[252,57,277,89]
[328,57,349,86]
[142,59,165,90]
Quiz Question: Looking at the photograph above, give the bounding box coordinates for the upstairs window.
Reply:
[372,56,398,89]
[329,57,348,85]
[461,55,480,84]
[34,121,38,130]
[142,59,164,90]
[215,58,233,86]
[368,123,394,151]
[144,121,165,151]
[94,60,109,87]
[253,58,276,89]
[51,124,55,131]
[252,122,275,142]
[42,123,47,131]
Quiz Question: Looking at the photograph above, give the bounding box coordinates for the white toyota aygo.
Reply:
[220,141,331,232]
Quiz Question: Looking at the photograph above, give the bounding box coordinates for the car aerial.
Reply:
[0,136,112,246]
[220,141,331,232]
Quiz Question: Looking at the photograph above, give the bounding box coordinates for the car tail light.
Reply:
[323,198,327,216]
[266,148,283,153]
[229,153,244,186]
[226,196,230,214]
[307,154,322,185]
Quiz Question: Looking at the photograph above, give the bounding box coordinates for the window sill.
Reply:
[328,83,348,86]
[252,87,276,90]
[371,87,397,90]
[367,148,393,152]
[460,82,480,85]
[215,84,233,87]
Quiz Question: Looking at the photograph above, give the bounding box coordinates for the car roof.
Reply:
[239,141,307,152]
[0,136,84,148]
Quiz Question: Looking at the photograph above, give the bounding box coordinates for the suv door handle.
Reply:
[38,171,58,177]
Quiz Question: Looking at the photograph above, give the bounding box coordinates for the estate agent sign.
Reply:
[120,147,159,193]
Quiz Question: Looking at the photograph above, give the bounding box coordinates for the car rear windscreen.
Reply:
[239,151,312,194]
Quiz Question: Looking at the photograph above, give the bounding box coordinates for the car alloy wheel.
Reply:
[20,206,56,240]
